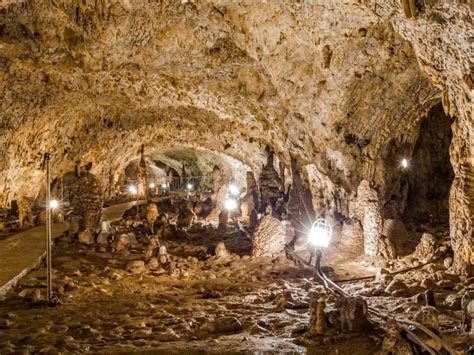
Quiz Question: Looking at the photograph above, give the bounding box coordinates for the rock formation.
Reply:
[252,215,286,257]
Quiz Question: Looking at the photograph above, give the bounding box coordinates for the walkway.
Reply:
[0,197,162,297]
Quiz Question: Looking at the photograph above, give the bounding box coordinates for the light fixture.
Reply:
[401,158,409,169]
[224,198,238,211]
[308,218,332,248]
[149,182,155,189]
[186,183,193,190]
[49,199,59,209]
[161,183,168,189]
[228,184,239,196]
[128,185,137,194]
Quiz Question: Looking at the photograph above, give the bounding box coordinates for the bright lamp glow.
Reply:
[49,200,59,209]
[149,182,155,188]
[161,183,168,189]
[128,185,137,194]
[224,198,237,211]
[228,184,239,196]
[186,183,193,190]
[308,219,332,248]
[401,158,409,169]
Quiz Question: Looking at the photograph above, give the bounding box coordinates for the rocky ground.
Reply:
[0,211,472,353]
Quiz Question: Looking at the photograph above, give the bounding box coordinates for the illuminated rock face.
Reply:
[0,1,471,270]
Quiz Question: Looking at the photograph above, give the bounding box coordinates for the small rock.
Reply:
[202,289,222,299]
[158,254,169,264]
[78,230,94,245]
[437,279,455,290]
[215,242,230,258]
[443,257,453,269]
[96,232,110,246]
[155,329,180,342]
[414,306,439,330]
[146,257,159,269]
[443,293,462,310]
[126,260,146,274]
[201,317,243,333]
[0,319,12,329]
[421,277,435,289]
[385,279,407,294]
[114,234,130,252]
[414,233,437,262]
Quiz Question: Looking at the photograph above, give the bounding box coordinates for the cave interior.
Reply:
[0,1,472,354]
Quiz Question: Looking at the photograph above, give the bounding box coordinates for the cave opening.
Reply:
[402,103,454,228]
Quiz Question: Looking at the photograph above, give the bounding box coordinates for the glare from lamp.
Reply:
[49,199,59,209]
[128,185,137,194]
[401,158,409,169]
[308,218,332,248]
[161,183,168,189]
[149,182,155,189]
[186,183,193,190]
[224,198,238,211]
[228,184,239,196]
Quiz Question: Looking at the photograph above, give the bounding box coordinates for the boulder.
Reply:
[414,306,439,330]
[385,279,407,294]
[96,232,110,246]
[126,260,146,274]
[443,293,462,310]
[78,230,94,245]
[214,241,230,258]
[201,317,243,334]
[114,234,130,252]
[414,233,437,262]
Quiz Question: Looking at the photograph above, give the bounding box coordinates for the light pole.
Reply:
[307,218,332,280]
[44,153,59,304]
[129,185,138,215]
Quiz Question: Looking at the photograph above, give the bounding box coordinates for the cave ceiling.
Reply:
[0,0,471,206]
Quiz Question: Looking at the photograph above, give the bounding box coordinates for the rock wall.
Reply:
[365,0,472,272]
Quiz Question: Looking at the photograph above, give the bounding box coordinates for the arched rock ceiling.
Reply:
[0,0,471,208]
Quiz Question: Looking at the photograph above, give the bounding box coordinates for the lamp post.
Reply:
[307,218,332,279]
[129,185,138,215]
[43,153,58,304]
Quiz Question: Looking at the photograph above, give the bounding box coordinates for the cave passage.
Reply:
[403,104,454,227]
[0,1,472,354]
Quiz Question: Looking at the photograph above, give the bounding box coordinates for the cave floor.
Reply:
[0,223,471,354]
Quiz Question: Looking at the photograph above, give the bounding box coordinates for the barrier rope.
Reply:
[284,245,456,354]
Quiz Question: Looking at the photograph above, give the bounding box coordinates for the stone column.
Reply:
[449,116,473,275]
[69,167,103,234]
[137,145,148,200]
[258,147,283,211]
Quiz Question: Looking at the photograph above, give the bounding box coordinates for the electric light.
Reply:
[228,184,239,196]
[186,183,193,190]
[308,218,332,248]
[49,199,59,209]
[149,182,155,189]
[224,198,238,211]
[128,185,137,194]
[161,183,168,189]
[401,158,409,169]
